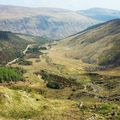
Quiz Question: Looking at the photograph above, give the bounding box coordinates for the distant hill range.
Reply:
[0,5,98,39]
[78,8,120,21]
[57,19,120,67]
[0,6,120,39]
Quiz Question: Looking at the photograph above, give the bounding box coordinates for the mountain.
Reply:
[56,19,120,66]
[0,5,98,39]
[0,31,50,65]
[78,8,120,21]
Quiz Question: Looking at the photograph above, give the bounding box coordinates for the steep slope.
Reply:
[79,8,120,21]
[55,19,120,66]
[0,5,98,39]
[0,31,50,65]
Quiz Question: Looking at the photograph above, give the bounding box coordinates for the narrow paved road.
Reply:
[6,44,33,66]
[23,44,33,55]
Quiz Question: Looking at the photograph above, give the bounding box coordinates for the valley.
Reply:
[0,4,120,120]
[1,30,120,119]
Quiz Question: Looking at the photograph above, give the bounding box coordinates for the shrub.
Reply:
[18,58,32,65]
[39,46,47,50]
[46,82,64,89]
[0,31,11,40]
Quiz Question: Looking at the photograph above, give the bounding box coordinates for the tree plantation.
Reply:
[0,67,25,83]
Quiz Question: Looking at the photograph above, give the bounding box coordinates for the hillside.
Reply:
[79,8,120,21]
[54,19,120,67]
[0,5,98,39]
[0,31,50,65]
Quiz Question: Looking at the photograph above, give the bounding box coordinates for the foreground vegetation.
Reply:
[0,86,82,120]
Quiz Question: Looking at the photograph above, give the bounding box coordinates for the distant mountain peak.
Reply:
[78,8,120,21]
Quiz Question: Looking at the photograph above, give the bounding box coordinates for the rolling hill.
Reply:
[55,19,120,67]
[79,8,120,21]
[0,5,98,39]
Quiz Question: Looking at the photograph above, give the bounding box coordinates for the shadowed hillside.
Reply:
[0,31,50,65]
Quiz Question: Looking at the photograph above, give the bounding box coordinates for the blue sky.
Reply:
[0,0,120,10]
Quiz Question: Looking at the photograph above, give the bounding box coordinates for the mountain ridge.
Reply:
[0,5,98,39]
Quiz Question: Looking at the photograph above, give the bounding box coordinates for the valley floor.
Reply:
[0,42,120,120]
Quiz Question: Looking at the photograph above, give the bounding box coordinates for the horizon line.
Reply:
[0,4,120,11]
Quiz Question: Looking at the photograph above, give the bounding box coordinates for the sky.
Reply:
[0,0,120,11]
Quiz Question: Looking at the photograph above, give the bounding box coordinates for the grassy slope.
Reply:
[0,86,82,120]
[56,19,120,66]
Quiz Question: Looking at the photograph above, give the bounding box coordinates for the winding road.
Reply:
[6,44,33,66]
